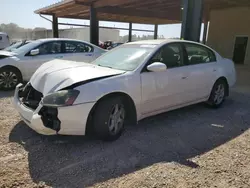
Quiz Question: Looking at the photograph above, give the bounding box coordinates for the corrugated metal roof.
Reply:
[34,0,73,14]
[34,0,250,24]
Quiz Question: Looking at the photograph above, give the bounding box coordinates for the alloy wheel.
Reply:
[108,104,125,135]
[214,83,225,105]
[0,71,18,89]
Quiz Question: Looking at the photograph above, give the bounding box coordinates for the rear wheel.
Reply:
[93,97,126,141]
[0,67,22,91]
[207,80,227,108]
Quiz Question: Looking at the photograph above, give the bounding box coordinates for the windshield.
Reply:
[92,44,155,71]
[4,41,23,51]
[12,40,40,54]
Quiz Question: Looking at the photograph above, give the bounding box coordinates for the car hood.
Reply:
[0,50,16,57]
[30,59,125,95]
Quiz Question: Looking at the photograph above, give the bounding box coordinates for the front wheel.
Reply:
[207,80,227,108]
[0,67,22,91]
[93,97,126,141]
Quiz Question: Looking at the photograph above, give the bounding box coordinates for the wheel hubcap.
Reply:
[214,84,225,105]
[0,71,18,89]
[108,104,125,135]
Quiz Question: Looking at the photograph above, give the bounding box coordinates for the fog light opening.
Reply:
[39,107,61,132]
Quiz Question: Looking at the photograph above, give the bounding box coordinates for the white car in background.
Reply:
[13,39,236,141]
[0,32,10,50]
[0,38,105,90]
[3,40,32,52]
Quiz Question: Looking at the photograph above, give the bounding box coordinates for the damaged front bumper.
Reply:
[13,83,95,136]
[13,83,57,135]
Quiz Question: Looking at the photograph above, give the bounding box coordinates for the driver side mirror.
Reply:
[147,62,167,72]
[30,49,39,56]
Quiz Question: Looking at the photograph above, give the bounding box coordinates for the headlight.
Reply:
[41,90,80,107]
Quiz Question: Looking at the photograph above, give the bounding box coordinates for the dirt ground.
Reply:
[0,66,250,188]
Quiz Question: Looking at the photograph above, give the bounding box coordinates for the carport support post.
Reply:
[202,21,208,44]
[52,15,59,38]
[128,22,132,42]
[181,0,203,42]
[90,5,99,46]
[154,24,158,39]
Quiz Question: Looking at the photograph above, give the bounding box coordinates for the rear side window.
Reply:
[184,43,216,65]
[64,41,93,53]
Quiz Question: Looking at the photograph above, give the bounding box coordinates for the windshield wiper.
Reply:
[97,64,114,69]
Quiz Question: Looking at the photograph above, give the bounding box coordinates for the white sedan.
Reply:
[0,38,105,90]
[13,39,236,141]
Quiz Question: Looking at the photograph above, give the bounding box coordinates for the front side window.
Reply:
[64,41,93,53]
[37,41,62,55]
[150,43,183,68]
[184,43,216,65]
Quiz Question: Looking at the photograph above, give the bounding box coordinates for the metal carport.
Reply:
[35,0,250,46]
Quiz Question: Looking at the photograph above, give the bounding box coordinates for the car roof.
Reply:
[37,38,84,42]
[35,38,102,48]
[125,39,216,52]
[127,39,204,45]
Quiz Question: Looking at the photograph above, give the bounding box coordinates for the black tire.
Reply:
[207,79,227,108]
[93,97,126,141]
[0,67,22,91]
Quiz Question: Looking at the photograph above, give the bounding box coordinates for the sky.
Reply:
[0,0,204,38]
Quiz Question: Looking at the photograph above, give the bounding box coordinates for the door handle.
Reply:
[182,76,188,79]
[213,69,217,72]
[85,54,93,56]
[56,56,63,58]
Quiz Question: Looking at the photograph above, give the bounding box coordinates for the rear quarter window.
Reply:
[184,43,217,65]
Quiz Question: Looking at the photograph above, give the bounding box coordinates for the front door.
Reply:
[21,41,63,79]
[140,43,190,115]
[233,36,248,64]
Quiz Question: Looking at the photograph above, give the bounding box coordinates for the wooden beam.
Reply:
[35,0,75,14]
[124,0,180,9]
[58,13,179,24]
[55,4,89,17]
[93,0,136,8]
[74,0,91,6]
[56,8,89,17]
[97,6,180,20]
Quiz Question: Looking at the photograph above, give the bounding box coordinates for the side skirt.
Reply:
[139,97,208,121]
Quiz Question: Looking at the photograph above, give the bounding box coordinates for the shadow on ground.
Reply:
[9,89,250,188]
[0,91,14,99]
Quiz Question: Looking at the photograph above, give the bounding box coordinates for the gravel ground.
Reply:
[0,66,250,188]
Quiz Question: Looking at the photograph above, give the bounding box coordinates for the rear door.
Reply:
[21,41,63,78]
[181,42,218,101]
[62,41,95,63]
